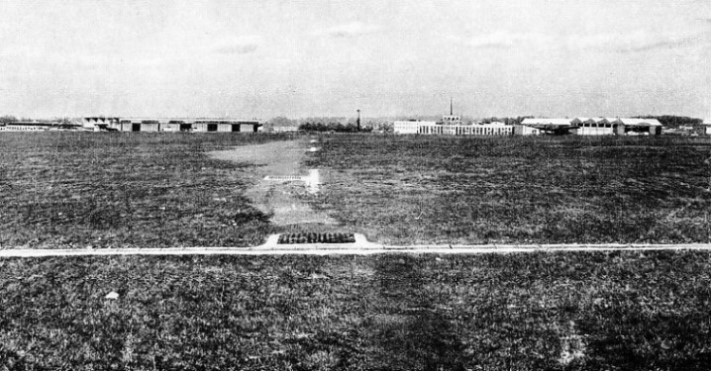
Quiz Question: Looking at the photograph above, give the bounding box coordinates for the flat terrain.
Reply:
[0,132,290,249]
[305,135,711,245]
[1,251,710,370]
[209,140,337,227]
[2,133,711,369]
[2,133,709,248]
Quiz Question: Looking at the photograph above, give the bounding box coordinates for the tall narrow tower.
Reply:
[356,109,361,131]
[443,98,461,125]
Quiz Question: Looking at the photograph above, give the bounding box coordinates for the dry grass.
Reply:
[0,132,296,248]
[304,134,711,245]
[1,251,710,370]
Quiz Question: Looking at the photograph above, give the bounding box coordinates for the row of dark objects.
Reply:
[278,233,356,244]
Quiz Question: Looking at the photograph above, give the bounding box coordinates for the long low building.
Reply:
[0,121,77,131]
[193,121,260,133]
[393,121,437,134]
[393,121,512,136]
[518,117,662,136]
[82,118,262,132]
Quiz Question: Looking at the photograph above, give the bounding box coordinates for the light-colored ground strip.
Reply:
[265,169,320,194]
[209,140,335,225]
[1,243,710,258]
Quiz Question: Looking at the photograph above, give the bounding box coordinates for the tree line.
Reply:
[298,122,373,133]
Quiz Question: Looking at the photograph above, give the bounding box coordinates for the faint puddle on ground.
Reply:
[265,169,320,195]
[209,141,336,226]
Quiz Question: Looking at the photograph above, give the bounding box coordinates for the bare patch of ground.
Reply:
[209,140,337,226]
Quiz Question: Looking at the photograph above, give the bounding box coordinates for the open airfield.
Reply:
[2,133,710,249]
[1,132,711,369]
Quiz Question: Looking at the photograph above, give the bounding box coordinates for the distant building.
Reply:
[165,120,193,132]
[270,126,299,133]
[393,120,432,134]
[441,115,462,125]
[81,117,262,133]
[0,122,53,131]
[512,123,542,136]
[83,117,120,131]
[139,120,161,132]
[394,100,514,136]
[704,120,711,136]
[454,122,511,136]
[521,118,574,127]
[113,120,156,132]
[192,120,260,133]
[516,118,574,135]
[393,120,513,136]
[618,118,662,136]
[574,117,617,136]
[442,98,461,125]
[518,117,662,136]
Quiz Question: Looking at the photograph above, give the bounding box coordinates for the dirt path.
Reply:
[209,140,337,226]
[1,244,710,258]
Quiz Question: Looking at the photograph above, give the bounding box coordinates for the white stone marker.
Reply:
[105,291,119,300]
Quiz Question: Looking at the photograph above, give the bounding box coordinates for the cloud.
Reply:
[213,36,262,54]
[314,22,380,38]
[569,31,707,52]
[457,32,552,49]
[452,30,708,53]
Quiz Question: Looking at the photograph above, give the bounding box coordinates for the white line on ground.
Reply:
[1,244,710,258]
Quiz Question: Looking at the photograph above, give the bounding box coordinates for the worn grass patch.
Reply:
[304,134,711,244]
[0,132,299,248]
[1,251,710,370]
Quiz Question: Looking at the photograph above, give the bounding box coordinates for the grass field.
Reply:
[2,133,711,248]
[1,251,710,370]
[0,132,296,249]
[2,133,711,369]
[305,135,711,244]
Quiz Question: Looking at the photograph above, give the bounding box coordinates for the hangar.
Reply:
[192,120,261,133]
[518,117,662,136]
[82,118,262,133]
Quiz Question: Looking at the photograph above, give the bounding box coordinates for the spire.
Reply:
[450,98,453,115]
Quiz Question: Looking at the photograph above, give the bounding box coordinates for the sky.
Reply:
[0,0,709,120]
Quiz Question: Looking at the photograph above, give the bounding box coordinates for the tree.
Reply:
[0,115,17,124]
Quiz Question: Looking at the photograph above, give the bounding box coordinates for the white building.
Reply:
[574,117,616,136]
[394,121,431,134]
[513,124,542,136]
[0,122,52,131]
[82,117,121,131]
[465,122,512,136]
[394,120,512,136]
[703,120,711,135]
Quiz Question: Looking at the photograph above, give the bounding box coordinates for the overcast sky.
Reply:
[0,0,709,119]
